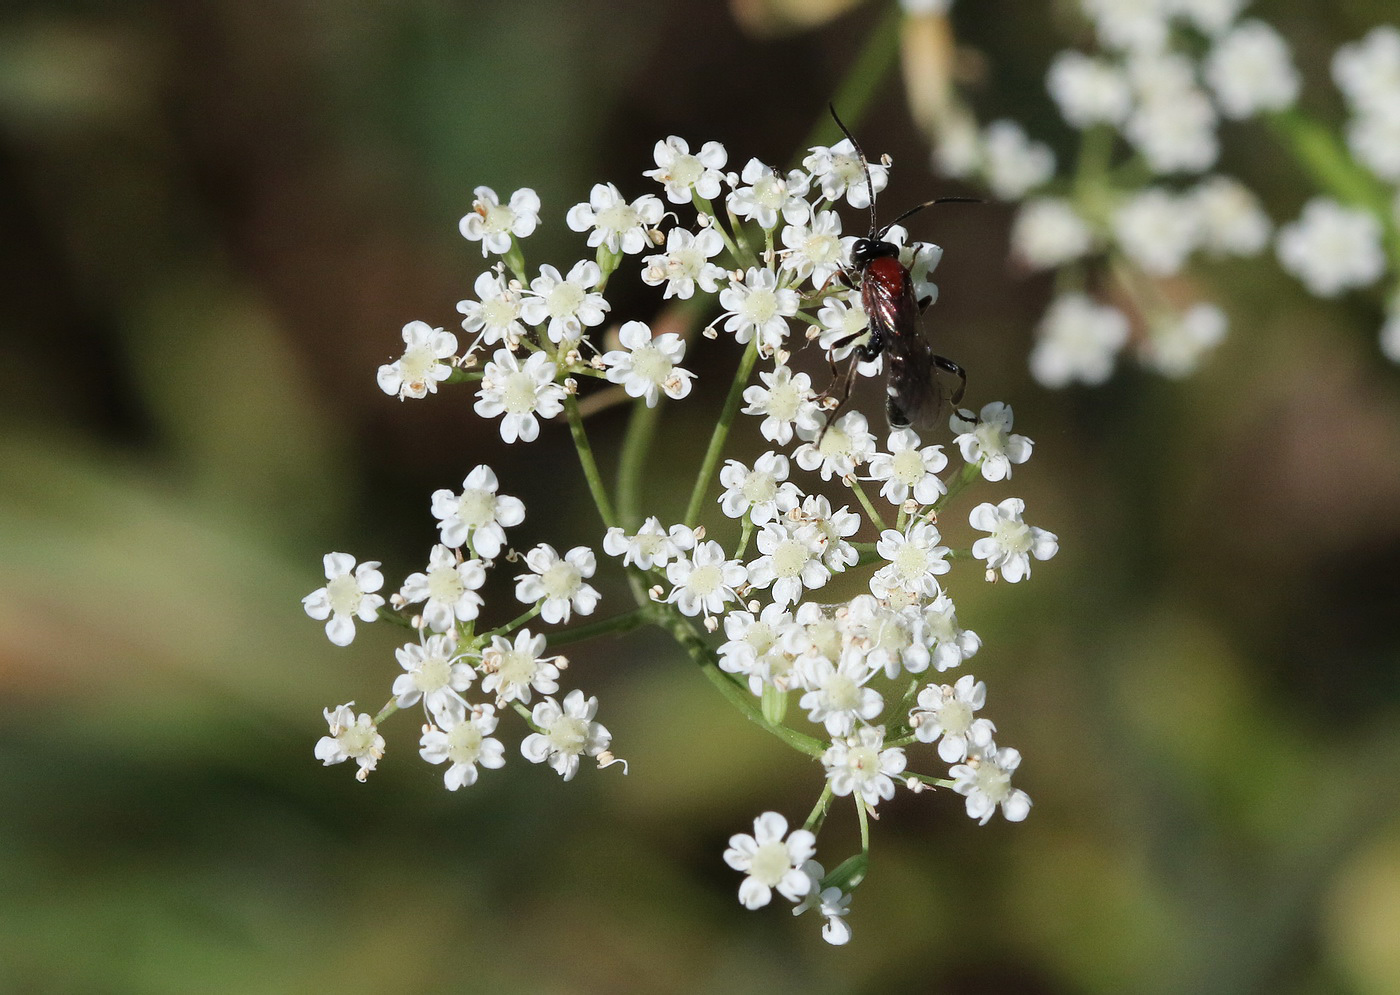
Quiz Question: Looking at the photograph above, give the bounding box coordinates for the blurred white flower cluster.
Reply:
[932,3,1400,374]
[305,132,1056,944]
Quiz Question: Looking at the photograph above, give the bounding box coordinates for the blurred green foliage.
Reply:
[2,1,1399,992]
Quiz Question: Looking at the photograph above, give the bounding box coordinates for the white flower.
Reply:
[458,186,540,256]
[1332,26,1400,117]
[566,182,664,255]
[302,552,384,647]
[793,870,853,946]
[969,498,1058,583]
[780,210,847,287]
[1276,198,1386,298]
[602,517,696,571]
[871,522,952,599]
[747,521,831,608]
[1029,293,1129,388]
[794,410,877,481]
[741,365,823,445]
[950,402,1033,482]
[430,465,525,560]
[514,544,599,624]
[950,743,1031,824]
[1082,0,1171,52]
[398,544,486,633]
[520,689,611,781]
[1190,176,1272,256]
[1124,55,1219,174]
[473,348,566,444]
[1113,187,1201,276]
[717,267,800,354]
[923,592,981,671]
[1046,51,1132,128]
[845,596,928,678]
[797,495,860,573]
[1382,308,1400,364]
[722,812,816,909]
[718,604,795,691]
[798,650,883,736]
[1010,198,1095,271]
[867,428,948,506]
[718,452,801,525]
[315,703,384,781]
[816,293,881,377]
[727,158,811,229]
[980,120,1055,200]
[601,320,695,406]
[1347,105,1400,183]
[665,540,747,619]
[1140,302,1227,378]
[377,321,458,400]
[644,136,728,204]
[822,725,906,808]
[640,227,727,300]
[419,703,506,790]
[392,633,475,723]
[803,139,888,208]
[1174,0,1246,35]
[912,674,996,763]
[479,628,560,705]
[456,270,527,349]
[1205,20,1301,119]
[518,261,610,344]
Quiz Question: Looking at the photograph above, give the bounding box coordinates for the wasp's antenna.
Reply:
[828,103,878,236]
[877,196,982,238]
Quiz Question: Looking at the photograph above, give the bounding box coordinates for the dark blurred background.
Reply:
[3,0,1400,992]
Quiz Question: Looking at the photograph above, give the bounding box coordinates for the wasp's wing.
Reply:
[863,265,944,432]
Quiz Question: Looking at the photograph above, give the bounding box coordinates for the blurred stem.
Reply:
[372,699,401,726]
[376,605,416,630]
[735,514,755,560]
[547,605,659,646]
[847,475,889,533]
[804,783,835,834]
[617,397,662,530]
[932,460,980,513]
[856,796,871,855]
[1071,124,1116,224]
[564,393,619,529]
[684,338,759,527]
[905,771,954,789]
[480,604,541,640]
[503,239,529,283]
[795,4,903,156]
[660,609,825,758]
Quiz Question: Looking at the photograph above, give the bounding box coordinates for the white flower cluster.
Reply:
[310,132,1058,945]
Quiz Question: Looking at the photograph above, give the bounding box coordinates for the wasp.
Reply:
[819,106,974,435]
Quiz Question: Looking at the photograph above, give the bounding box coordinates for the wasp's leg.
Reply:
[932,354,967,406]
[815,353,866,445]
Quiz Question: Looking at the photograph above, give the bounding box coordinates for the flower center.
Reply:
[482,296,520,329]
[426,566,466,603]
[745,622,776,655]
[687,564,722,595]
[497,648,536,687]
[400,345,436,385]
[415,655,453,693]
[547,282,585,318]
[447,722,484,764]
[895,544,930,580]
[766,382,801,420]
[753,177,786,212]
[481,202,517,235]
[742,472,777,504]
[457,489,496,528]
[340,723,378,758]
[818,426,851,458]
[806,233,841,263]
[743,288,778,323]
[548,715,588,755]
[749,840,793,886]
[326,574,363,616]
[940,700,973,736]
[974,422,1006,453]
[541,562,580,600]
[994,520,1033,554]
[771,539,809,579]
[892,449,926,484]
[974,761,1011,804]
[503,372,540,414]
[630,345,672,384]
[669,155,702,187]
[848,744,879,774]
[826,673,860,710]
[598,203,639,234]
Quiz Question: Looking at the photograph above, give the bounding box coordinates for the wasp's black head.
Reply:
[850,236,900,269]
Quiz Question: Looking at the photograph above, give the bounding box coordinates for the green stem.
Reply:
[545,605,659,647]
[905,771,955,790]
[376,606,417,630]
[734,514,755,560]
[617,397,663,530]
[372,698,401,726]
[803,782,835,834]
[694,194,743,261]
[847,475,889,533]
[480,604,541,641]
[931,460,980,514]
[684,338,759,527]
[660,610,826,757]
[856,795,871,855]
[564,393,619,529]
